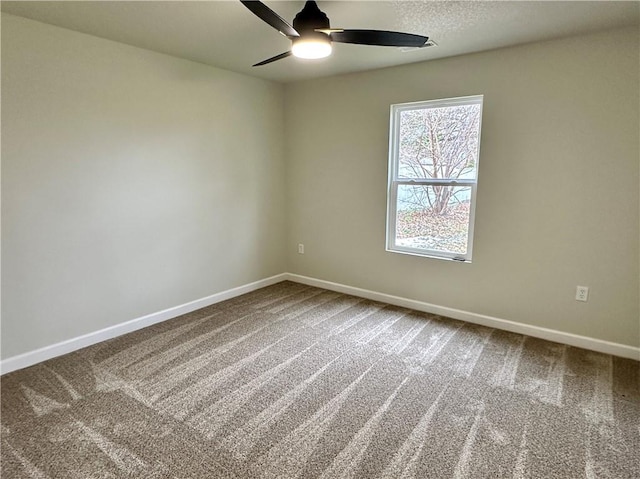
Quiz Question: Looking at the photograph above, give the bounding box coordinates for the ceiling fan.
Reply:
[240,0,432,66]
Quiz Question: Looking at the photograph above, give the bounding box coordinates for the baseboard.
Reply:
[3,271,637,375]
[285,273,640,361]
[0,273,288,375]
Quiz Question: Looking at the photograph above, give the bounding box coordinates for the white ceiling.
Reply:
[2,1,638,83]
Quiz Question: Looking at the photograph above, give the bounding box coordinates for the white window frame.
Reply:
[386,95,483,262]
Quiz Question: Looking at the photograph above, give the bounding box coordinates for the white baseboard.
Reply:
[0,273,288,375]
[285,273,640,361]
[2,271,637,375]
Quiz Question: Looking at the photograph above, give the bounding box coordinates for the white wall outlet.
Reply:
[575,286,589,302]
[298,243,304,254]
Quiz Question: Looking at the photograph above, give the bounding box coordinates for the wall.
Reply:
[2,15,638,362]
[1,14,286,359]
[285,27,640,347]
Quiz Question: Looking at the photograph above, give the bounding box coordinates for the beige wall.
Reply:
[285,27,640,347]
[1,15,286,358]
[2,15,638,360]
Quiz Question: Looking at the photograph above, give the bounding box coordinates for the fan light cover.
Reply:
[292,37,332,59]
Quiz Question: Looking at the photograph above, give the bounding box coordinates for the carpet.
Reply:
[1,281,638,478]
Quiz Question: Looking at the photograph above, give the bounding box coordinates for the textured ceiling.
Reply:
[2,1,639,83]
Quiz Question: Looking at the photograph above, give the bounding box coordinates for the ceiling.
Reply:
[2,1,638,83]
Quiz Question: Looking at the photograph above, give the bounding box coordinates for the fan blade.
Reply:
[329,29,428,47]
[253,51,292,67]
[240,1,299,38]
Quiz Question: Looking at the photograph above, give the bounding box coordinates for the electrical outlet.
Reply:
[575,286,589,302]
[298,243,304,254]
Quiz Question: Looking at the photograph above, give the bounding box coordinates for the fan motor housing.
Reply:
[293,1,330,34]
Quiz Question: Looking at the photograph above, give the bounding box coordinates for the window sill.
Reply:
[386,247,472,263]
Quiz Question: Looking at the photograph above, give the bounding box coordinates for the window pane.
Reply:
[398,104,481,180]
[395,185,471,255]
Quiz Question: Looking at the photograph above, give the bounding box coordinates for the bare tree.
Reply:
[398,105,480,215]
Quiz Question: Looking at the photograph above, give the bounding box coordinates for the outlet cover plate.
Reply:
[576,286,589,302]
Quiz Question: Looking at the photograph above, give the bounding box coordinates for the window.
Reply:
[386,95,483,262]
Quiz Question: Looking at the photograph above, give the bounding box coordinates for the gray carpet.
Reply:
[1,281,639,478]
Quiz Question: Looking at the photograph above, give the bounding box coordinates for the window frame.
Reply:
[386,95,484,262]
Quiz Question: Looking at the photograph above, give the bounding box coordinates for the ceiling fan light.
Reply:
[292,37,332,59]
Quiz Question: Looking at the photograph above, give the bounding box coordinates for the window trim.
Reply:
[386,95,483,262]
